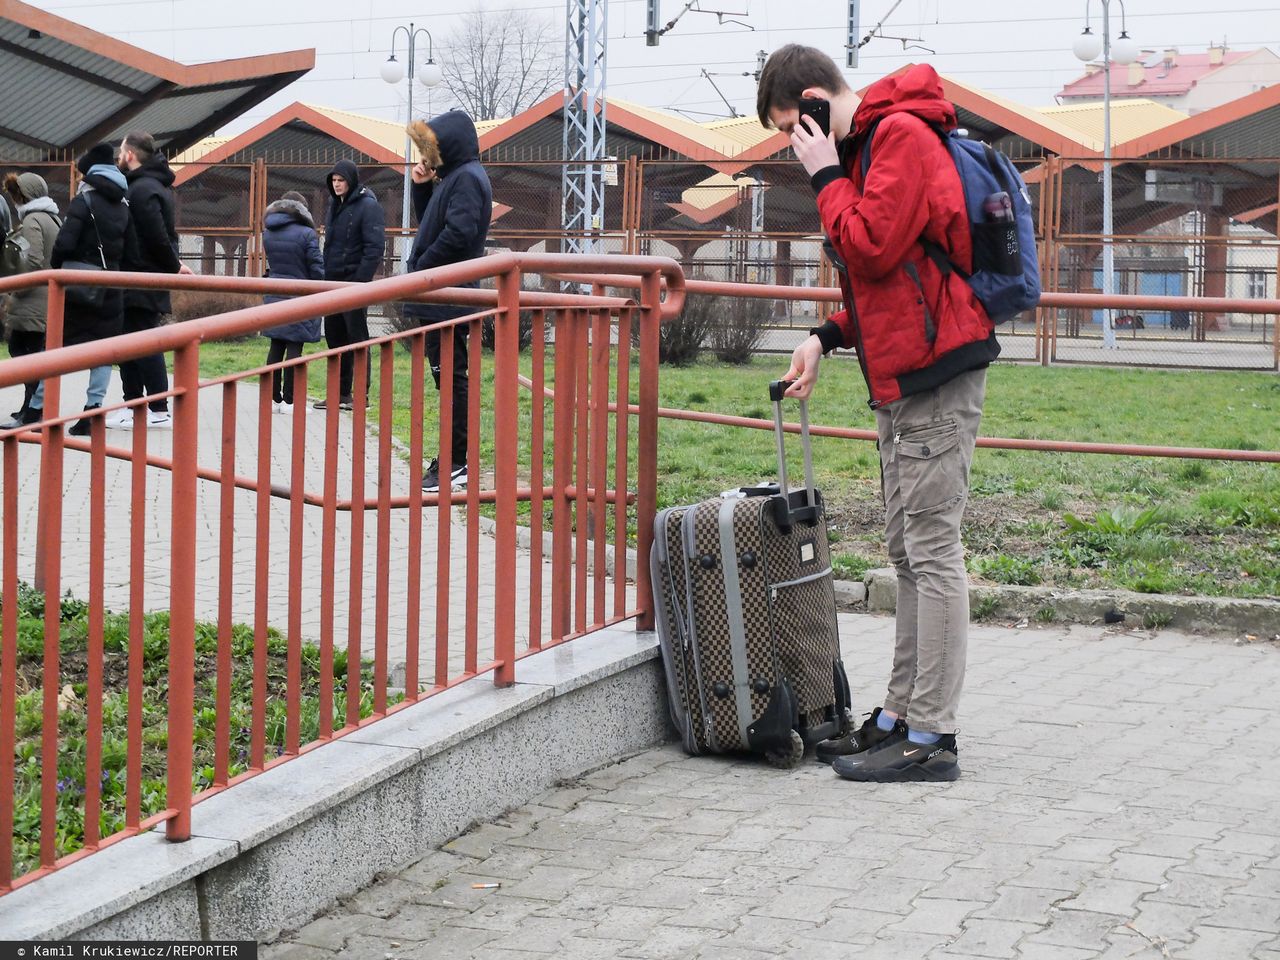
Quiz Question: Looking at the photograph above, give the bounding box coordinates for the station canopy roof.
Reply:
[0,0,314,161]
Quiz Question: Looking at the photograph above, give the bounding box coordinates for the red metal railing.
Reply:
[0,254,683,891]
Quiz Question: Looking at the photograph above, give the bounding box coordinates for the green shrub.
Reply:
[970,554,1041,586]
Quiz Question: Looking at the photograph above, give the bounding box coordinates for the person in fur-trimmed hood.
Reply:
[316,159,385,411]
[403,109,492,493]
[261,191,325,410]
[1,172,61,429]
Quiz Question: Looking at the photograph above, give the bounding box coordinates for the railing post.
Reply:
[166,341,199,842]
[635,269,662,631]
[493,266,522,686]
[33,280,65,593]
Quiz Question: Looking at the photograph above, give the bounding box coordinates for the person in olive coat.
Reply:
[317,159,385,410]
[261,191,324,410]
[105,131,186,430]
[18,143,134,433]
[1,172,61,429]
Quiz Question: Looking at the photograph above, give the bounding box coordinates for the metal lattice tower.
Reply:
[562,0,607,255]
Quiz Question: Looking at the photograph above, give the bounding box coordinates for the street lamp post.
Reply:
[382,24,444,263]
[1073,0,1138,349]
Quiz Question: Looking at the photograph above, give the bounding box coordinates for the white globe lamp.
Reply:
[1073,28,1103,62]
[380,56,404,85]
[419,59,444,88]
[1110,31,1140,65]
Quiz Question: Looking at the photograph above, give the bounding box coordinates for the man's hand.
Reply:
[783,334,824,399]
[411,162,435,185]
[790,115,840,178]
[177,264,194,275]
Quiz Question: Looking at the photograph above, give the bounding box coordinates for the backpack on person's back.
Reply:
[861,119,1041,324]
[2,210,62,278]
[1,225,31,278]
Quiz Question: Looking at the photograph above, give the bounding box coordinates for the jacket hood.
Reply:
[327,159,361,199]
[852,64,956,139]
[82,165,128,203]
[18,195,59,219]
[265,197,316,228]
[125,154,175,188]
[4,171,49,204]
[408,110,480,176]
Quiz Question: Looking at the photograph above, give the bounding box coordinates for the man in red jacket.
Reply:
[759,47,999,782]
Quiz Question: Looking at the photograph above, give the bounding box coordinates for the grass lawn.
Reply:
[190,337,1280,600]
[4,580,398,881]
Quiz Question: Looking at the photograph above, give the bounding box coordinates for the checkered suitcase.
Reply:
[651,381,851,767]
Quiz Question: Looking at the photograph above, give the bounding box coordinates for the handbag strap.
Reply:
[83,192,108,269]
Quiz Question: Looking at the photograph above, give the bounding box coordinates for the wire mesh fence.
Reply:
[2,151,1276,369]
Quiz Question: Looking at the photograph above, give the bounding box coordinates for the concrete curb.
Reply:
[0,625,668,942]
[861,567,1280,637]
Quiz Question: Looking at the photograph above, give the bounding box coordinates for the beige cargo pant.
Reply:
[873,366,986,734]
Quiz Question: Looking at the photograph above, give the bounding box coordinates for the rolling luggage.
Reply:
[651,381,851,768]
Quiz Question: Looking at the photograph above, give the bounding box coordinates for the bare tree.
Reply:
[437,7,561,121]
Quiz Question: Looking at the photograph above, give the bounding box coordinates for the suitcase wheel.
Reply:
[763,729,805,769]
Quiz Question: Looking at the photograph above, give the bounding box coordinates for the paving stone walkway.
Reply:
[263,612,1280,960]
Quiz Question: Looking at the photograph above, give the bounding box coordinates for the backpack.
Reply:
[1,211,61,279]
[860,118,1041,323]
[1,226,30,278]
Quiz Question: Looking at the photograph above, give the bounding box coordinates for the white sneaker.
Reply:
[147,411,172,430]
[103,409,135,429]
[273,401,293,415]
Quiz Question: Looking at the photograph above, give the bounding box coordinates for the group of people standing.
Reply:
[2,111,492,496]
[2,132,185,435]
[258,109,491,492]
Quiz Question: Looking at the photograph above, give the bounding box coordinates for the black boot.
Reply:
[1,407,41,430]
[68,404,101,437]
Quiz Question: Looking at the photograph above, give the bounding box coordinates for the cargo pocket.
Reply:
[894,419,965,516]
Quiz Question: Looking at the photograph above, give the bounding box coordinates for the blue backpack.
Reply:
[860,118,1041,323]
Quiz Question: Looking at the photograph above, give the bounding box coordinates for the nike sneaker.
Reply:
[814,707,906,764]
[832,731,960,782]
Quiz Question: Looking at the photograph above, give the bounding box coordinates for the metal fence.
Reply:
[0,254,682,891]
[3,151,1277,369]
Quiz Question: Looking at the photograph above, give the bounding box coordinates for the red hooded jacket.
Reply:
[810,64,1000,408]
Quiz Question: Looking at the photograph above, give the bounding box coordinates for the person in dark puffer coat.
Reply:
[106,131,185,431]
[318,159,385,410]
[19,142,136,434]
[261,191,325,410]
[403,110,492,493]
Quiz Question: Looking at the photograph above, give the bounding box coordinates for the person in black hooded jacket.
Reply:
[317,159,385,410]
[18,142,136,433]
[404,110,492,492]
[105,131,186,431]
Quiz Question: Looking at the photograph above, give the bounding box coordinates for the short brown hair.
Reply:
[123,131,157,161]
[756,45,848,128]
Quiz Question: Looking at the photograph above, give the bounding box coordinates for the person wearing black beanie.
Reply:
[75,142,117,175]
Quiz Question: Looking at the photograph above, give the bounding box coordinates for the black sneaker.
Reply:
[421,458,468,493]
[815,708,905,764]
[313,395,353,411]
[832,730,960,782]
[68,404,101,437]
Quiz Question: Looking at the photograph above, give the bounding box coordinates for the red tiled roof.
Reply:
[1058,51,1250,99]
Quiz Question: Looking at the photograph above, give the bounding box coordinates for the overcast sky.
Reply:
[37,0,1280,135]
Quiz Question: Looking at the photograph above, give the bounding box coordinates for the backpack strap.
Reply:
[858,115,990,284]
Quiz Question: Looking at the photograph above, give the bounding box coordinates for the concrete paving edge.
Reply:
[858,567,1280,637]
[0,625,669,942]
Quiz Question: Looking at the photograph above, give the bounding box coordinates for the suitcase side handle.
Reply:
[768,380,819,529]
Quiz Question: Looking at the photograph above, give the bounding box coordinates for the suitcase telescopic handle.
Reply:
[768,380,818,523]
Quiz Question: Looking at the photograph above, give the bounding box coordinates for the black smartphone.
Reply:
[797,97,830,137]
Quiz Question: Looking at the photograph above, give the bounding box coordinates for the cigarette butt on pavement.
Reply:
[472,882,501,889]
